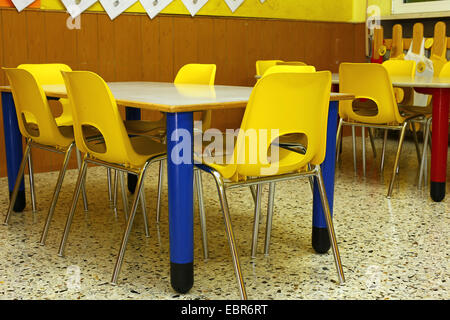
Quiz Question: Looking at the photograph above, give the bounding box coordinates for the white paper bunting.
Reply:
[11,0,35,12]
[180,0,208,17]
[61,0,98,18]
[99,0,138,20]
[224,0,244,13]
[260,0,266,3]
[140,0,173,19]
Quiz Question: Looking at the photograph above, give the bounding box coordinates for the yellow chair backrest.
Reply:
[276,61,307,66]
[174,64,216,85]
[3,67,72,148]
[339,63,404,125]
[17,64,72,85]
[263,65,316,77]
[382,60,416,105]
[62,71,146,168]
[174,63,216,131]
[255,60,283,77]
[382,60,416,77]
[229,71,331,179]
[439,61,450,77]
[18,63,73,125]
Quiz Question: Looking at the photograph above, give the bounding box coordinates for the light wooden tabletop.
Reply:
[332,73,450,89]
[0,81,354,112]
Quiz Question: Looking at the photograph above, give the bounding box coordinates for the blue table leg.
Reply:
[166,112,194,293]
[1,92,26,212]
[312,101,339,253]
[125,107,141,193]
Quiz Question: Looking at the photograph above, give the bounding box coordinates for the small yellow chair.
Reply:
[382,60,426,177]
[58,70,166,285]
[18,64,116,215]
[2,67,95,245]
[255,60,283,77]
[336,63,423,198]
[195,71,345,299]
[197,65,318,260]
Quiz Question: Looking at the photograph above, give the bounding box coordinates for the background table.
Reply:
[1,82,353,293]
[332,74,450,202]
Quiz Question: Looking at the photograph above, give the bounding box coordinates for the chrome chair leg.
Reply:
[107,168,113,205]
[156,160,164,224]
[119,171,129,220]
[27,144,37,213]
[111,164,150,285]
[211,172,247,300]
[335,119,343,162]
[315,166,345,285]
[249,185,257,205]
[352,126,357,174]
[139,185,150,238]
[76,148,88,212]
[58,159,89,257]
[4,141,32,225]
[112,170,119,217]
[368,127,377,158]
[39,144,75,245]
[264,182,276,256]
[251,184,263,258]
[362,127,366,177]
[195,169,208,260]
[410,121,422,165]
[380,129,388,172]
[418,117,432,189]
[387,123,408,198]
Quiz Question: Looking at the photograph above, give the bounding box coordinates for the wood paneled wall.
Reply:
[0,8,366,177]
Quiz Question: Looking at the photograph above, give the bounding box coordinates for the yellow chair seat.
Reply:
[87,135,166,167]
[123,119,166,137]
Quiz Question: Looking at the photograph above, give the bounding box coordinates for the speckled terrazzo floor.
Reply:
[0,135,448,300]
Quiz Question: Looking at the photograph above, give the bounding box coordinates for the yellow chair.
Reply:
[196,65,318,260]
[336,63,422,198]
[2,67,95,245]
[417,62,450,187]
[381,60,424,177]
[58,70,166,285]
[255,60,283,77]
[18,64,116,215]
[195,71,345,299]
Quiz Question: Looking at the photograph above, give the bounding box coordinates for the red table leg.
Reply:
[430,89,450,201]
[416,88,450,202]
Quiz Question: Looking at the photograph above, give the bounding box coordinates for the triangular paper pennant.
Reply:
[224,0,244,13]
[11,0,35,12]
[260,0,266,3]
[140,0,173,19]
[180,0,208,17]
[61,0,98,18]
[99,0,138,20]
